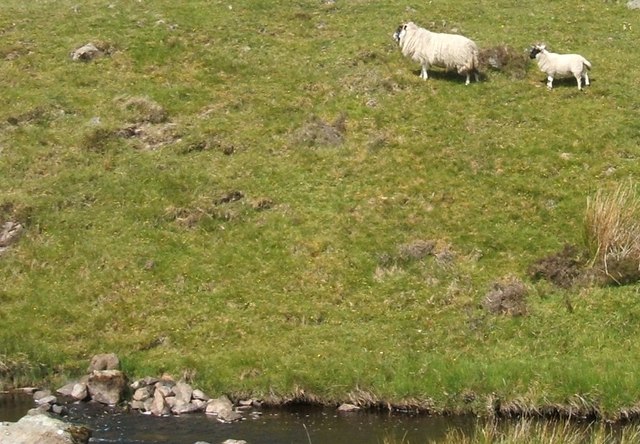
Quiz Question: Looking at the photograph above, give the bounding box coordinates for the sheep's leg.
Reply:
[546,76,554,89]
[464,73,471,85]
[474,71,480,83]
[576,76,582,90]
[584,72,590,87]
[420,65,429,80]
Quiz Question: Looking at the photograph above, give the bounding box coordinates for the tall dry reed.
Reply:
[585,181,640,284]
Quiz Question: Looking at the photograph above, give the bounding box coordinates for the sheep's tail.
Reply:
[583,58,592,70]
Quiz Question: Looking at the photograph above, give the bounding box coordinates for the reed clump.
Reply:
[585,181,640,285]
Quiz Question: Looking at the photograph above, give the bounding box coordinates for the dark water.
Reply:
[1,393,475,443]
[5,394,634,444]
[0,392,36,422]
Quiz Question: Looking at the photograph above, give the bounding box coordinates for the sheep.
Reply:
[529,44,592,90]
[392,21,480,85]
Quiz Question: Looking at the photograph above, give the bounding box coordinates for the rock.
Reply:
[88,353,120,372]
[192,399,207,410]
[132,386,153,402]
[70,43,102,61]
[205,396,243,422]
[337,403,360,412]
[71,383,88,401]
[130,400,146,411]
[171,401,200,415]
[33,389,51,401]
[155,382,174,397]
[628,0,640,9]
[217,409,243,423]
[222,440,247,444]
[56,383,76,397]
[130,376,158,390]
[143,397,154,412]
[192,389,210,401]
[51,404,68,416]
[87,370,127,405]
[149,389,171,416]
[0,221,24,251]
[173,382,193,405]
[0,410,92,444]
[204,396,233,416]
[35,395,57,406]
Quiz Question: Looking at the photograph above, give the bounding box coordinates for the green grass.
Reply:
[2,0,640,418]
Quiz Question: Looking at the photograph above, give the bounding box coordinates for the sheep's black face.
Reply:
[529,46,543,59]
[393,24,406,44]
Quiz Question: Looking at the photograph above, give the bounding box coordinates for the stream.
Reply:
[1,392,475,443]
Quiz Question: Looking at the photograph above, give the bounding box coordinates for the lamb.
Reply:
[392,21,480,85]
[529,44,592,90]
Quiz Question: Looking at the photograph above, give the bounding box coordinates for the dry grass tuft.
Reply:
[0,353,35,387]
[478,44,530,79]
[585,181,640,285]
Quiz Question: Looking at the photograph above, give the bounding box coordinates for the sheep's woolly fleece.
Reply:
[393,22,480,85]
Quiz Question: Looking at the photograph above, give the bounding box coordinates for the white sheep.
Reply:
[392,22,480,85]
[529,44,592,90]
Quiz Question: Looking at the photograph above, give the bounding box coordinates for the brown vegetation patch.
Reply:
[293,113,346,148]
[490,395,601,421]
[0,202,31,255]
[116,96,168,124]
[213,190,244,206]
[119,123,181,151]
[261,386,324,408]
[0,353,34,386]
[482,276,528,316]
[478,45,529,79]
[178,134,236,155]
[80,127,118,153]
[383,239,454,265]
[1,42,32,61]
[397,239,436,262]
[251,197,274,211]
[82,122,181,152]
[528,244,585,288]
[164,191,273,228]
[5,105,65,126]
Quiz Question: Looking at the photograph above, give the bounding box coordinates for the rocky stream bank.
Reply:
[0,353,360,444]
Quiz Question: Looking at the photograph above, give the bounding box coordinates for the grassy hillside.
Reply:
[2,0,640,416]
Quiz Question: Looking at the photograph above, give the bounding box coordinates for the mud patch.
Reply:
[528,244,585,288]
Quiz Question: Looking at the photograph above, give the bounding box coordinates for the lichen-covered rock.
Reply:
[87,370,127,405]
[70,43,102,61]
[88,353,120,372]
[0,410,92,444]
